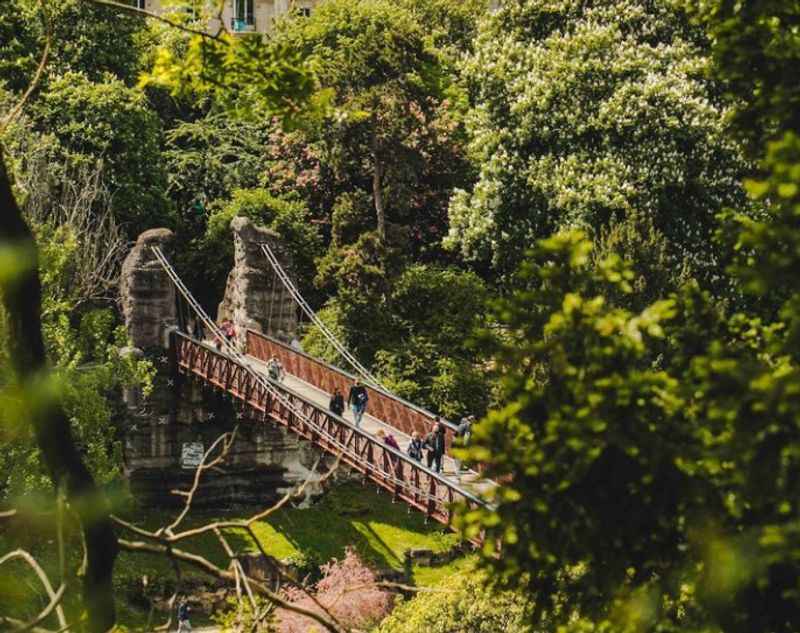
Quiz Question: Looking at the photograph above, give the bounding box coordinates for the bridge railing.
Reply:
[245,329,459,450]
[175,333,486,532]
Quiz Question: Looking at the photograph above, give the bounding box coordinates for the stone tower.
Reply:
[119,228,177,350]
[217,216,299,343]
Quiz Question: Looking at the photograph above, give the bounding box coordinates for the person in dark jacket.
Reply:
[407,431,424,462]
[424,420,447,473]
[176,597,191,632]
[348,379,369,428]
[329,387,345,417]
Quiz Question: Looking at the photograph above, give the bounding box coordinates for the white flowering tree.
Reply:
[446,0,750,282]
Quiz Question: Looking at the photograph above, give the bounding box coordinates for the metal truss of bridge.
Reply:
[151,247,494,543]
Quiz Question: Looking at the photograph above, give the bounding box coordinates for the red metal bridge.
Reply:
[154,247,493,540]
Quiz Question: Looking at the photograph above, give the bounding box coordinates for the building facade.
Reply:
[135,0,321,35]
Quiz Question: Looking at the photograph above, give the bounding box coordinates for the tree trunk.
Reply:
[371,123,386,242]
[0,154,119,633]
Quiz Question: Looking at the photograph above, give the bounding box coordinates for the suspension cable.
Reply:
[267,267,277,336]
[259,243,387,391]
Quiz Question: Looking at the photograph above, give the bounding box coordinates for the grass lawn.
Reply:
[2,481,466,630]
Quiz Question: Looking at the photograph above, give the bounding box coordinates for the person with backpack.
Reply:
[407,431,424,462]
[329,387,345,417]
[176,597,191,632]
[348,379,369,428]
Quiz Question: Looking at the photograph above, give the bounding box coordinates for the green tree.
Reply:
[446,0,750,285]
[460,2,800,632]
[164,110,271,213]
[47,0,147,84]
[0,215,154,502]
[269,0,471,249]
[0,0,39,92]
[0,0,147,88]
[376,566,534,633]
[306,264,491,417]
[31,71,172,236]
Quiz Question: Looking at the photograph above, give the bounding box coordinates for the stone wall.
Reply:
[217,216,298,344]
[120,228,177,350]
[124,379,333,508]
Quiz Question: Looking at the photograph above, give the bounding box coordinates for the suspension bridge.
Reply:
[151,245,494,542]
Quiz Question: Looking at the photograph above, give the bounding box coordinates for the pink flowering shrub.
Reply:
[277,548,394,633]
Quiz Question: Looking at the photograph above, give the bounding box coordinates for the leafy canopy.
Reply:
[446,0,750,283]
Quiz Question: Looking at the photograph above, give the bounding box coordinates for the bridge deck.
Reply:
[244,355,495,498]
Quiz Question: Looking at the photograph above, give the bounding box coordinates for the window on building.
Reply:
[298,7,311,17]
[234,0,255,25]
[131,0,146,9]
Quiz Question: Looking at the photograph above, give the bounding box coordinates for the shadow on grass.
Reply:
[222,481,459,572]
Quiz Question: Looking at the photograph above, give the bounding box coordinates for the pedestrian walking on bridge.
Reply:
[348,379,369,428]
[454,415,474,475]
[424,420,446,473]
[267,356,284,382]
[408,431,424,462]
[329,387,345,417]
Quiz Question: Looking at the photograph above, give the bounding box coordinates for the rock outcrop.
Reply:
[120,228,177,350]
[217,216,298,343]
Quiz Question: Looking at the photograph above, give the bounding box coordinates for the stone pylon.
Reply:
[120,228,178,350]
[217,216,298,343]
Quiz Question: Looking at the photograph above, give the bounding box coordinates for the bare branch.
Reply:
[7,584,66,633]
[20,160,128,308]
[0,0,51,132]
[78,0,227,41]
[0,550,68,631]
[165,428,238,535]
[117,538,346,633]
[112,442,346,632]
[0,617,57,633]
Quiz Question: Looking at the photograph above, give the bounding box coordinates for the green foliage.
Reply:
[374,265,490,416]
[307,264,491,417]
[377,565,534,633]
[449,3,800,633]
[0,0,147,91]
[269,0,471,252]
[680,0,800,155]
[141,16,327,126]
[463,228,800,632]
[446,0,750,283]
[30,71,171,236]
[164,111,271,211]
[213,596,275,632]
[0,219,154,501]
[46,0,148,83]
[397,0,488,58]
[0,0,39,92]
